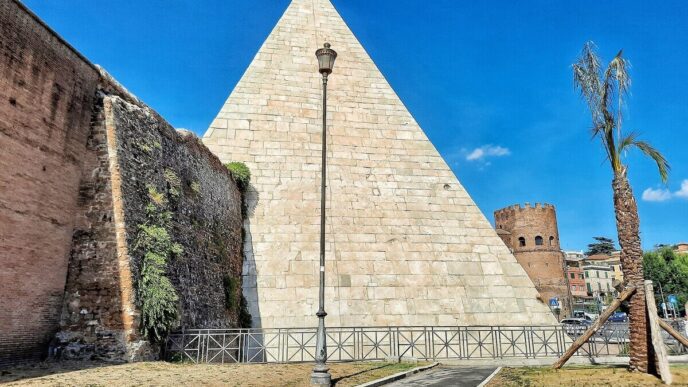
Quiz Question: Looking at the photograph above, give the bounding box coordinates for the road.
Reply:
[386,365,498,387]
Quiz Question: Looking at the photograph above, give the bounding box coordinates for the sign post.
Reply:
[549,297,561,320]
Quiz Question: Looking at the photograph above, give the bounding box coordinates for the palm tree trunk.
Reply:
[612,173,655,373]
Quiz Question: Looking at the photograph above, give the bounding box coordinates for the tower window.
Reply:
[518,237,526,247]
[549,236,555,246]
[535,236,543,246]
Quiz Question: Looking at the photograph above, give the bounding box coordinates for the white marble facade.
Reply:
[203,0,557,328]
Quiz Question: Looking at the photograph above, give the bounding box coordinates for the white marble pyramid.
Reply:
[203,0,556,328]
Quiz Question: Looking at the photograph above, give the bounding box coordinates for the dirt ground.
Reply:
[0,361,422,386]
[487,365,688,386]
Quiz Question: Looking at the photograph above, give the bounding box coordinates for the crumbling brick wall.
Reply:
[0,0,244,364]
[55,95,243,361]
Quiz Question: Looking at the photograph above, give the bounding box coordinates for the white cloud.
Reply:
[642,187,672,202]
[466,148,484,161]
[465,145,510,161]
[675,180,688,199]
[642,179,688,202]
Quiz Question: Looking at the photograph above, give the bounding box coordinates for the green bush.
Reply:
[163,169,181,198]
[223,275,240,310]
[223,274,252,328]
[190,181,201,195]
[239,294,252,328]
[135,186,183,342]
[225,162,251,191]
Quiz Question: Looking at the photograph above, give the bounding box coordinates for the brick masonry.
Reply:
[54,95,244,361]
[494,203,570,318]
[0,0,244,364]
[0,0,100,365]
[203,0,558,328]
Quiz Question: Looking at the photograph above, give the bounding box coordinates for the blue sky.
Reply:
[25,0,687,251]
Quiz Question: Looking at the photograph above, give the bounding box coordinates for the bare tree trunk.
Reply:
[612,173,655,373]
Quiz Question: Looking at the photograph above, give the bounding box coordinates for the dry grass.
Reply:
[0,360,424,387]
[487,365,688,386]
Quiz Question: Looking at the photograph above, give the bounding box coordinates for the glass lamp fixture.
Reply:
[315,43,337,75]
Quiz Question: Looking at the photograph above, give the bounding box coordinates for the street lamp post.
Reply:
[311,42,337,387]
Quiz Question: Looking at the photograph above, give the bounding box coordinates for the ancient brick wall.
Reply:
[0,0,100,365]
[1,0,244,364]
[494,203,570,317]
[109,95,243,331]
[53,95,145,361]
[54,95,244,361]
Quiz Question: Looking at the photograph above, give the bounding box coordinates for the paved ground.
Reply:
[387,366,497,387]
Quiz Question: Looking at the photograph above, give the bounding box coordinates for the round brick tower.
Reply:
[494,203,570,319]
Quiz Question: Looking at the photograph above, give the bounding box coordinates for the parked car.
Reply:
[572,310,597,321]
[560,317,592,326]
[609,312,628,322]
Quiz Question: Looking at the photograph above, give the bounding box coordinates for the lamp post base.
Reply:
[310,366,331,387]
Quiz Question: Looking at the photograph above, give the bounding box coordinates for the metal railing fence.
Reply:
[164,322,688,364]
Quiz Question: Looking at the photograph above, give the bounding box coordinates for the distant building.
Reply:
[564,251,587,298]
[494,203,570,317]
[583,264,615,297]
[587,252,623,284]
[565,251,585,261]
[675,243,688,254]
[564,251,619,313]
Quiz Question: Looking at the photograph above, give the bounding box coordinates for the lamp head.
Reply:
[315,43,337,75]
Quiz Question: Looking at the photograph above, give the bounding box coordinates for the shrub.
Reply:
[163,169,181,198]
[223,275,240,310]
[239,294,252,328]
[147,186,167,206]
[225,162,251,191]
[135,185,183,342]
[190,181,201,195]
[223,274,252,328]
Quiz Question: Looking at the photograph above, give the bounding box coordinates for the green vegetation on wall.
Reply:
[225,162,251,192]
[164,169,181,198]
[215,163,254,328]
[135,185,183,342]
[190,181,201,195]
[238,294,252,328]
[223,275,240,311]
[223,274,252,328]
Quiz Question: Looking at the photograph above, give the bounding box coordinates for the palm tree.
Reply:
[573,42,669,373]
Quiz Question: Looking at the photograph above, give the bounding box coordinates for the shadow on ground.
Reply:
[0,361,111,383]
[331,363,400,385]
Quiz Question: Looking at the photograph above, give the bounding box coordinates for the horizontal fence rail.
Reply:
[164,322,688,364]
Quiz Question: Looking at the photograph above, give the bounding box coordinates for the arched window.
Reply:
[535,236,543,246]
[549,236,555,246]
[518,237,526,247]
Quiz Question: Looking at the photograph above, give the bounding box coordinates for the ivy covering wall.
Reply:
[112,98,246,340]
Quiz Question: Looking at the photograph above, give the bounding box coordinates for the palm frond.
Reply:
[574,42,669,183]
[573,42,603,128]
[631,140,670,183]
[617,132,639,154]
[604,50,631,136]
